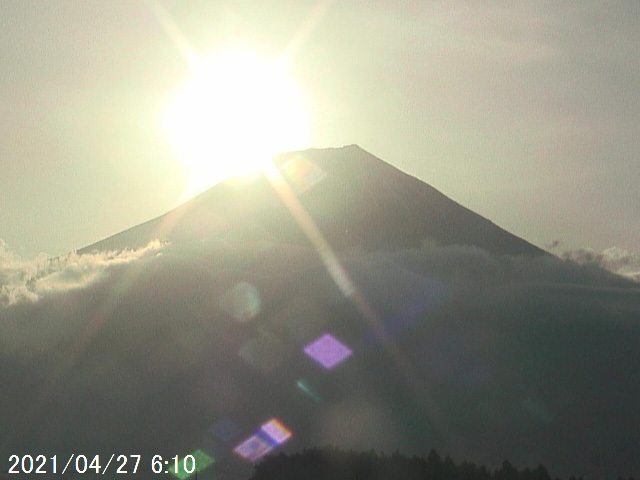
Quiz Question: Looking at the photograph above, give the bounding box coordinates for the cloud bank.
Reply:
[0,237,639,478]
[386,240,639,289]
[0,239,165,307]
[561,246,640,282]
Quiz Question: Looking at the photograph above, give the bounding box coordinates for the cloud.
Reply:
[0,239,165,307]
[387,240,637,289]
[0,237,639,478]
[561,246,640,282]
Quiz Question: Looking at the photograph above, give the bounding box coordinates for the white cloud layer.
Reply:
[0,239,165,307]
[561,246,640,282]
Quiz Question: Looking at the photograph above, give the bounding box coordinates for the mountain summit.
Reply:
[80,146,545,256]
[3,147,640,480]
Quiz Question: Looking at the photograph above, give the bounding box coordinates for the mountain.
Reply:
[2,146,639,480]
[79,145,545,256]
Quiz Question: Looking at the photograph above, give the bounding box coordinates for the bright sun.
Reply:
[163,48,310,196]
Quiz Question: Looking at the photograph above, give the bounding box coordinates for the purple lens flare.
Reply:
[233,434,274,462]
[303,333,352,369]
[260,418,292,445]
[233,418,293,462]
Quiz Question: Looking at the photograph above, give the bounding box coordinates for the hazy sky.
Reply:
[1,0,638,258]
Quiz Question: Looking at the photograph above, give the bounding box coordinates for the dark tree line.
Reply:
[250,446,635,480]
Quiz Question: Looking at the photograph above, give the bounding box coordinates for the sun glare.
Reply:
[163,48,310,196]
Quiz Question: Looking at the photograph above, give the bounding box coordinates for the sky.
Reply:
[1,0,638,259]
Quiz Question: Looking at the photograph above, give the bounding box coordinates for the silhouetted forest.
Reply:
[250,447,636,480]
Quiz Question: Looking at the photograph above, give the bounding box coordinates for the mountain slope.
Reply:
[6,146,640,480]
[80,146,545,256]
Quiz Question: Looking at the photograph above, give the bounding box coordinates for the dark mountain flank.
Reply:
[80,146,544,256]
[3,147,639,480]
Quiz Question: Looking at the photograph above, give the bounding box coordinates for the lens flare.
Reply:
[303,333,352,369]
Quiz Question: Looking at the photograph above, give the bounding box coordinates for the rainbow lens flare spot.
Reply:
[260,418,292,445]
[279,155,326,194]
[234,418,293,462]
[234,434,275,462]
